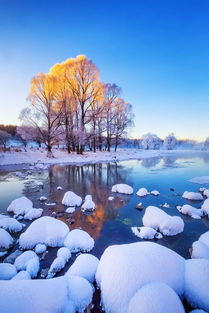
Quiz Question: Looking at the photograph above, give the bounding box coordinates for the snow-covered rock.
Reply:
[150,190,160,196]
[0,263,17,280]
[203,189,209,198]
[0,228,14,249]
[185,259,209,312]
[3,249,22,264]
[128,281,185,313]
[39,196,47,201]
[182,191,203,201]
[191,241,209,259]
[62,191,82,207]
[64,229,94,253]
[57,186,63,190]
[57,247,71,262]
[136,187,149,197]
[47,247,71,278]
[34,243,47,254]
[12,270,31,280]
[19,216,69,249]
[14,250,40,278]
[162,202,170,208]
[0,275,93,313]
[198,230,209,247]
[66,254,99,283]
[131,226,163,240]
[23,208,43,220]
[7,196,33,216]
[36,181,43,187]
[108,196,114,201]
[177,204,203,219]
[201,198,209,217]
[112,184,133,195]
[66,207,76,214]
[81,198,95,212]
[0,215,24,232]
[96,242,185,313]
[142,206,184,236]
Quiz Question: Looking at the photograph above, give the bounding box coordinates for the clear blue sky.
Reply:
[0,0,209,140]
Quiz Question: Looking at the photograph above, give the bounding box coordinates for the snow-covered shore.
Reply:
[0,148,208,168]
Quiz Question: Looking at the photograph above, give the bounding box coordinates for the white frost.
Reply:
[64,229,94,253]
[62,191,82,207]
[112,184,133,195]
[182,191,203,201]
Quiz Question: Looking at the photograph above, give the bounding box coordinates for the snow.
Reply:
[36,181,43,187]
[0,215,24,232]
[39,196,47,201]
[128,281,185,313]
[203,189,209,198]
[64,229,94,253]
[19,216,69,249]
[47,256,66,278]
[57,247,71,262]
[199,231,209,247]
[162,202,170,208]
[112,184,134,195]
[66,207,76,214]
[96,242,185,313]
[57,186,63,190]
[108,196,114,201]
[0,228,14,249]
[12,271,31,280]
[177,204,203,219]
[0,263,17,280]
[81,198,95,212]
[131,226,163,239]
[150,190,160,196]
[14,250,40,278]
[62,191,82,207]
[7,196,33,216]
[185,259,209,312]
[142,206,184,236]
[201,199,209,217]
[34,243,47,254]
[190,310,208,313]
[23,208,43,220]
[191,241,209,259]
[4,249,22,264]
[0,275,93,313]
[136,187,149,197]
[182,191,203,201]
[66,253,99,283]
[189,176,209,184]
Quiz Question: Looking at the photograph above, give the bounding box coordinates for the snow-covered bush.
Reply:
[111,184,133,194]
[141,133,161,150]
[163,133,177,150]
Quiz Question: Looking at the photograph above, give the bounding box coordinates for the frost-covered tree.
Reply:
[141,133,161,150]
[203,137,209,150]
[163,133,177,150]
[17,125,42,148]
[0,130,11,151]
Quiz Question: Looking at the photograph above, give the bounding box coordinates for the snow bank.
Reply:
[64,229,94,253]
[96,242,185,313]
[182,191,203,201]
[185,259,209,312]
[128,281,185,313]
[62,191,82,207]
[66,253,99,283]
[189,176,209,184]
[177,204,203,219]
[0,263,17,280]
[201,198,209,217]
[131,226,163,240]
[23,208,43,220]
[112,184,133,195]
[14,250,40,278]
[0,228,14,249]
[19,216,69,249]
[150,190,160,196]
[7,196,33,216]
[12,271,31,280]
[34,243,47,254]
[0,275,93,313]
[136,187,149,197]
[0,215,24,232]
[142,206,184,236]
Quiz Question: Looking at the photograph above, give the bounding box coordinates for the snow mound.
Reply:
[136,187,149,197]
[3,249,22,264]
[150,190,160,196]
[162,202,170,208]
[0,228,14,249]
[191,241,209,259]
[201,198,209,217]
[62,191,82,207]
[19,216,69,249]
[96,242,185,313]
[12,270,31,280]
[66,207,75,214]
[34,243,47,254]
[14,250,40,278]
[66,253,99,283]
[182,191,203,201]
[57,247,71,262]
[131,226,163,240]
[142,206,184,236]
[0,263,17,280]
[7,196,33,216]
[64,229,94,253]
[128,281,185,313]
[199,231,209,247]
[0,215,24,232]
[112,184,133,195]
[81,198,95,212]
[189,176,209,184]
[24,208,43,220]
[185,259,209,312]
[177,205,203,219]
[47,247,71,278]
[203,189,209,198]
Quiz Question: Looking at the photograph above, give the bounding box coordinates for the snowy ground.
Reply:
[0,148,208,168]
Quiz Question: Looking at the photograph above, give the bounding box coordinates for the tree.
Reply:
[203,137,209,150]
[0,130,11,151]
[141,133,161,150]
[20,72,63,157]
[17,125,42,148]
[163,133,177,150]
